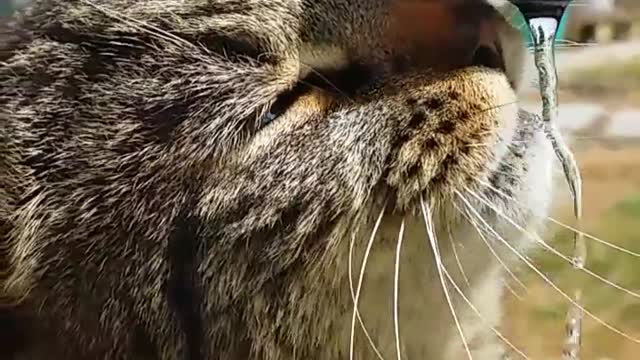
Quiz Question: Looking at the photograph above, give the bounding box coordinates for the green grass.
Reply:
[615,193,640,217]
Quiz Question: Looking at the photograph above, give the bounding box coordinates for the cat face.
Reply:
[0,1,556,359]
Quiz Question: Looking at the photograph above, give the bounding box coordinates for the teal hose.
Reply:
[513,8,571,46]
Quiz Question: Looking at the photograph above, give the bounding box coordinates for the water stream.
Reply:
[528,17,586,360]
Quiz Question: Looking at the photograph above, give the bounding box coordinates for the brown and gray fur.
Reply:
[0,0,556,359]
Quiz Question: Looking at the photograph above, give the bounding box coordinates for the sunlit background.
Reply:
[2,0,639,359]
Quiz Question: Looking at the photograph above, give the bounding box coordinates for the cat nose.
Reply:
[384,0,506,72]
[469,19,505,71]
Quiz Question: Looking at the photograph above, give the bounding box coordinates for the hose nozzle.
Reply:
[509,0,572,23]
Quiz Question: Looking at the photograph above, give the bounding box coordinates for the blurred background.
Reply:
[505,1,640,359]
[2,0,639,359]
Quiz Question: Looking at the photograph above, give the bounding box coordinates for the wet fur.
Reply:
[1,1,554,359]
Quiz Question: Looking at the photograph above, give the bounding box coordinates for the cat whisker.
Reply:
[465,139,534,148]
[547,217,640,258]
[255,52,356,103]
[420,194,473,359]
[468,188,640,301]
[393,218,406,360]
[554,39,593,46]
[447,221,472,290]
[348,231,385,360]
[350,204,387,360]
[475,101,520,116]
[463,143,494,148]
[503,280,525,302]
[298,69,355,103]
[81,0,197,50]
[456,189,640,344]
[527,44,597,52]
[476,178,640,259]
[440,263,530,359]
[452,202,528,295]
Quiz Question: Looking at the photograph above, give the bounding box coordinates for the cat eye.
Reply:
[261,83,308,125]
[303,63,376,97]
[261,62,378,125]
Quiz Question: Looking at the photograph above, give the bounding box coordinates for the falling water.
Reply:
[527,17,586,360]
